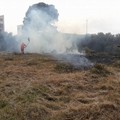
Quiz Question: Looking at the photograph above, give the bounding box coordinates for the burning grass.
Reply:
[0,53,120,120]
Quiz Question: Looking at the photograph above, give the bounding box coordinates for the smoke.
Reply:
[17,2,92,68]
[0,32,18,52]
[23,2,58,31]
[20,2,79,54]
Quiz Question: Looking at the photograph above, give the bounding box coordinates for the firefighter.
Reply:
[20,42,27,54]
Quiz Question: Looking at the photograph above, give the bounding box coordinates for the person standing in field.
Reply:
[20,42,27,54]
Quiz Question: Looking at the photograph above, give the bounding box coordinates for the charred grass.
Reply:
[0,53,120,120]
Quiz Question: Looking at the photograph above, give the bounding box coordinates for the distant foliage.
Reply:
[0,32,18,52]
[78,32,120,55]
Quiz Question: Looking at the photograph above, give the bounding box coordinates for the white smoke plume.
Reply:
[0,32,18,52]
[19,2,78,54]
[18,2,92,68]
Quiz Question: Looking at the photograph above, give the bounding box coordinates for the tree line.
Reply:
[77,32,120,55]
[0,32,18,52]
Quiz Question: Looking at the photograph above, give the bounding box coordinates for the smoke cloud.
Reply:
[0,2,92,69]
[0,32,18,52]
[17,2,92,67]
[20,2,79,54]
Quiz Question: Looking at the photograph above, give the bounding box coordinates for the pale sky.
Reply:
[0,0,120,35]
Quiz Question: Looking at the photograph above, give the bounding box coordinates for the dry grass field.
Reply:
[0,53,120,120]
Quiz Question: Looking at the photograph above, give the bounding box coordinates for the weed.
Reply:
[54,63,75,73]
[91,64,111,76]
[4,56,13,61]
[0,100,8,109]
[25,104,50,120]
[25,59,38,66]
[59,96,71,103]
[45,102,61,110]
[113,60,120,68]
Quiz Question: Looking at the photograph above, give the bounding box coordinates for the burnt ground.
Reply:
[0,52,120,120]
[86,53,120,64]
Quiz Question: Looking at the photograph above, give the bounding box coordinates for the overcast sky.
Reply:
[0,0,120,35]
